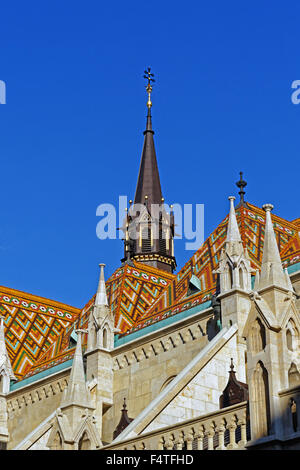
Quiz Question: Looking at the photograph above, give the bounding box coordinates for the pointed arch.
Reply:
[103,327,108,349]
[286,329,293,351]
[238,261,248,290]
[249,318,266,354]
[251,361,271,438]
[286,318,299,353]
[239,267,244,290]
[225,263,233,290]
[288,363,300,388]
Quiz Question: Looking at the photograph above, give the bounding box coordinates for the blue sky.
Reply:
[0,1,299,308]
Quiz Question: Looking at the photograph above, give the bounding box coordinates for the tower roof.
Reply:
[226,196,242,244]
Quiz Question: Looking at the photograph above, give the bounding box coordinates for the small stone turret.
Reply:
[243,203,300,446]
[85,264,116,440]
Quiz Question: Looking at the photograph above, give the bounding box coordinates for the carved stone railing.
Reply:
[101,401,249,450]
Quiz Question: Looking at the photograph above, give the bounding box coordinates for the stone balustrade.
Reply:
[101,401,249,450]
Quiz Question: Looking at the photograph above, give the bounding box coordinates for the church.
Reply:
[0,71,299,451]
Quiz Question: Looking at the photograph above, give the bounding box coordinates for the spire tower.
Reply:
[122,68,176,273]
[95,263,108,307]
[134,68,163,208]
[257,204,287,290]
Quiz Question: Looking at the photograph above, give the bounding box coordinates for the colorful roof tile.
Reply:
[10,201,300,382]
[0,286,80,378]
[124,202,298,334]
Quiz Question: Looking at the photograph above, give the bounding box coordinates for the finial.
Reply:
[236,172,247,203]
[143,67,155,109]
[263,203,274,213]
[230,358,235,372]
[95,263,108,306]
[122,397,127,410]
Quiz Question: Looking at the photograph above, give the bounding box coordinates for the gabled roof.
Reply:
[19,262,174,380]
[105,262,174,332]
[122,202,298,335]
[0,286,80,378]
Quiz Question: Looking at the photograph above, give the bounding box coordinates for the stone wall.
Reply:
[7,371,69,449]
[102,308,214,443]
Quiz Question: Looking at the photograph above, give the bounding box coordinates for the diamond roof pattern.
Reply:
[4,201,300,381]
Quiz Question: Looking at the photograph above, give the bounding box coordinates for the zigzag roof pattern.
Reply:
[0,286,80,378]
[21,262,174,379]
[122,202,298,335]
[105,262,174,332]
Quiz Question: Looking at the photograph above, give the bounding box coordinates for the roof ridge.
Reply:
[0,285,80,313]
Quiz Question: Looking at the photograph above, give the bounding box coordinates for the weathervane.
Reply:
[143,67,155,109]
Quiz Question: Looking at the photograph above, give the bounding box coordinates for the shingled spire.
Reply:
[257,204,287,290]
[134,73,163,208]
[122,68,176,273]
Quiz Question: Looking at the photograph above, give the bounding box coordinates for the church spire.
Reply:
[226,196,242,244]
[225,196,244,260]
[257,204,287,290]
[95,263,108,307]
[122,68,176,273]
[134,68,163,208]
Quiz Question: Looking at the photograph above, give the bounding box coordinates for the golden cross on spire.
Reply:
[143,67,155,109]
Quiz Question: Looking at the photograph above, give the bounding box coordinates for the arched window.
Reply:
[250,318,266,354]
[251,361,271,438]
[78,431,91,450]
[239,268,244,290]
[225,263,233,291]
[287,330,293,351]
[286,319,299,353]
[103,327,108,349]
[288,363,300,388]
